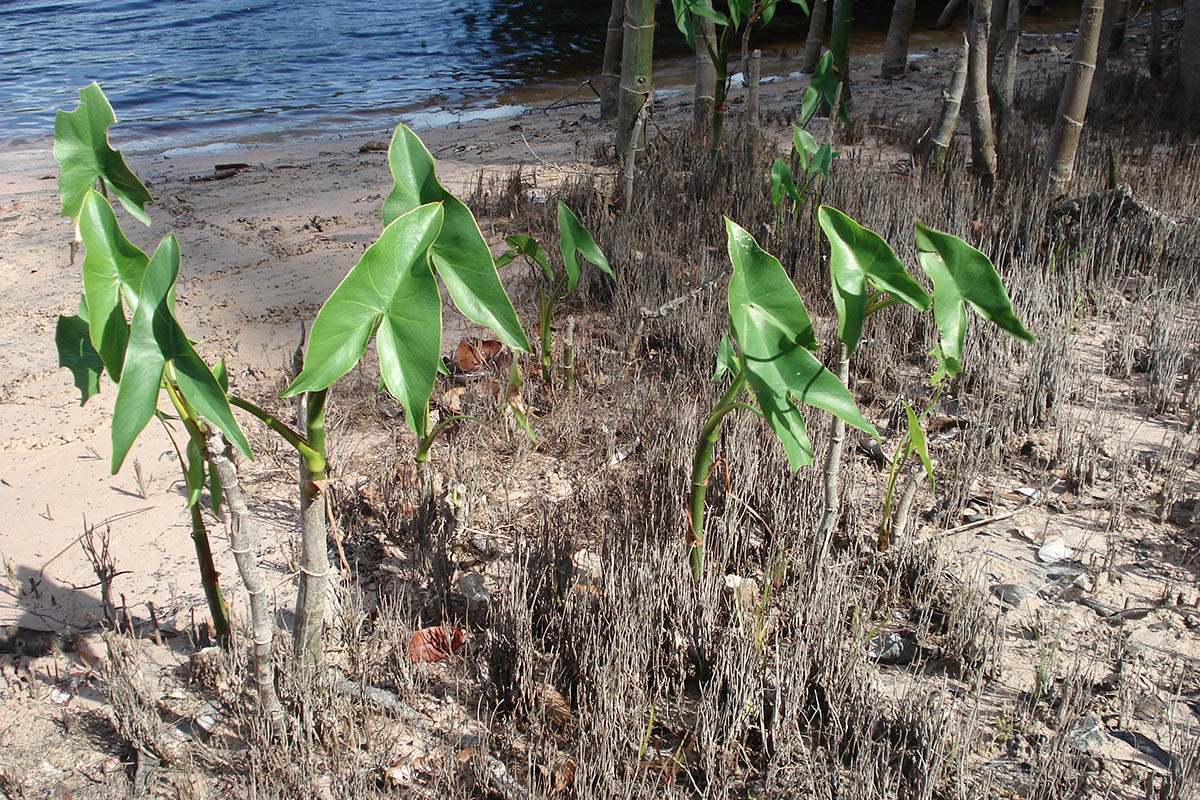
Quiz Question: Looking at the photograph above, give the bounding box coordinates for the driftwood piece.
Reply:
[1052,183,1200,227]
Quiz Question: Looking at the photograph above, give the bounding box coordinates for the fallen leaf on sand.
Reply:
[408,626,465,663]
[452,338,503,373]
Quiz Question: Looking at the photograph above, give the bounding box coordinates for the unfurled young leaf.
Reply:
[557,201,612,294]
[284,203,445,437]
[497,234,550,279]
[77,190,149,380]
[914,221,1034,378]
[382,124,529,353]
[903,401,935,491]
[54,83,152,226]
[769,159,800,207]
[818,206,930,355]
[55,311,103,405]
[714,334,738,382]
[505,362,535,445]
[111,235,252,473]
[726,219,878,470]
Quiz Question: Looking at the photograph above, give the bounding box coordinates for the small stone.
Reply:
[1037,539,1073,564]
[991,583,1031,608]
[866,631,919,665]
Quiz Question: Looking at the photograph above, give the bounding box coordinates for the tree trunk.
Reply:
[933,0,961,29]
[1109,0,1128,51]
[1148,0,1162,78]
[694,7,717,137]
[1040,0,1104,198]
[1183,0,1200,109]
[1092,0,1121,105]
[812,346,849,568]
[292,389,329,665]
[204,430,283,726]
[746,49,761,159]
[802,0,829,72]
[993,0,1020,140]
[987,0,1006,86]
[966,0,997,181]
[830,0,854,110]
[926,34,969,168]
[615,0,655,159]
[600,0,624,119]
[881,0,916,79]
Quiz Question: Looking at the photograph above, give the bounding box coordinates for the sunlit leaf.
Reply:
[382,124,529,352]
[903,401,935,491]
[111,235,252,473]
[76,190,149,380]
[914,221,1034,377]
[557,201,612,294]
[726,219,817,351]
[54,83,152,226]
[818,206,930,354]
[284,204,444,437]
[55,311,103,405]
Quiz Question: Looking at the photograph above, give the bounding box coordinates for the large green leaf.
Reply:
[818,206,930,355]
[284,203,445,437]
[726,219,817,351]
[914,222,1034,377]
[726,220,878,470]
[557,201,612,294]
[56,310,103,405]
[78,190,150,380]
[382,124,529,353]
[111,235,252,473]
[54,83,152,226]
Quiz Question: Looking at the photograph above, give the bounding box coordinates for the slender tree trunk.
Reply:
[1148,0,1163,78]
[616,0,655,159]
[933,0,961,29]
[600,0,624,119]
[830,0,854,111]
[927,34,969,168]
[1183,0,1200,109]
[292,389,329,665]
[987,0,1006,86]
[966,0,997,181]
[746,49,761,159]
[205,430,283,725]
[1109,0,1128,51]
[812,346,849,568]
[881,0,916,79]
[694,8,717,138]
[993,0,1020,140]
[802,0,830,73]
[1040,0,1105,198]
[1092,0,1120,105]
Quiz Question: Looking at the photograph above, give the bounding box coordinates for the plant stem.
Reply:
[539,287,555,385]
[293,387,328,666]
[162,379,231,643]
[227,394,320,465]
[689,370,748,582]
[812,344,849,568]
[563,316,576,391]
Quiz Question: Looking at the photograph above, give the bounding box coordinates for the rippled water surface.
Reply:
[0,0,618,148]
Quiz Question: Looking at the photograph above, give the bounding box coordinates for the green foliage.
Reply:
[799,51,841,126]
[557,201,613,293]
[54,82,152,226]
[818,206,929,355]
[382,124,529,353]
[55,310,102,405]
[915,222,1034,380]
[725,219,878,469]
[283,204,445,437]
[771,123,839,217]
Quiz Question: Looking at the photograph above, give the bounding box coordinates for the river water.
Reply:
[0,0,1077,153]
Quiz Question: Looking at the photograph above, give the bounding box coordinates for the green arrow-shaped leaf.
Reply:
[78,190,150,380]
[727,218,817,351]
[800,52,839,126]
[56,310,103,405]
[727,220,878,470]
[770,159,800,207]
[557,201,612,294]
[382,125,529,353]
[112,235,252,473]
[818,206,930,355]
[54,83,152,226]
[284,203,445,437]
[903,401,935,492]
[914,221,1034,378]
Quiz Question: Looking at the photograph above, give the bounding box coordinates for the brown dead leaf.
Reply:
[435,386,468,415]
[452,338,503,372]
[553,758,577,794]
[537,683,575,729]
[408,626,465,663]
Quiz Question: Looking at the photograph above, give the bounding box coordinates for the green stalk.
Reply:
[877,384,942,550]
[293,387,328,665]
[228,394,320,466]
[539,288,556,385]
[689,369,748,582]
[162,379,231,643]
